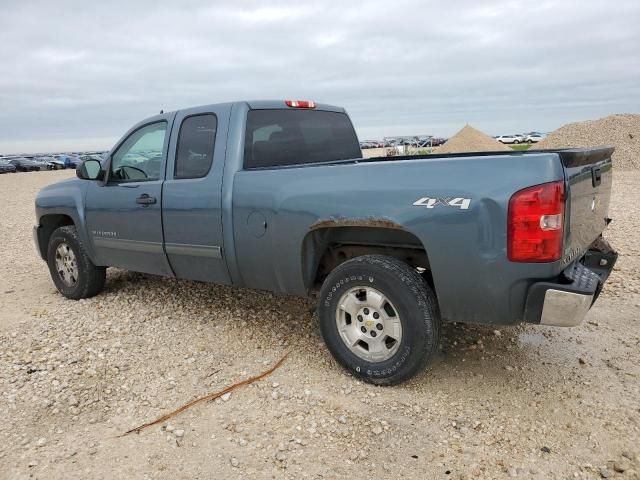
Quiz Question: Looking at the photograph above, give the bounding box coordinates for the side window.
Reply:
[110,122,167,182]
[175,114,217,179]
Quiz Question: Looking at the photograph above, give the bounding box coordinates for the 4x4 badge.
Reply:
[413,197,471,210]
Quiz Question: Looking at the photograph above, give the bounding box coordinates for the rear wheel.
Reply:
[47,226,106,300]
[318,255,440,385]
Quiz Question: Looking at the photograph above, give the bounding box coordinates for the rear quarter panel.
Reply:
[232,153,566,325]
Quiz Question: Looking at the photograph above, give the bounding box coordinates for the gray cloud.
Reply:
[1,0,639,153]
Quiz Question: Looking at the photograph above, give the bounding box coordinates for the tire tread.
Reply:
[319,254,440,385]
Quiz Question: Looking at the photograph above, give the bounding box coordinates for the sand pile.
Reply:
[438,125,510,153]
[537,114,640,170]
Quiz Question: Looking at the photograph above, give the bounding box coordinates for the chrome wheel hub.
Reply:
[55,243,78,287]
[335,286,402,362]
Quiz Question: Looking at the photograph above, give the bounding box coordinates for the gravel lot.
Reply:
[538,115,640,170]
[1,169,638,480]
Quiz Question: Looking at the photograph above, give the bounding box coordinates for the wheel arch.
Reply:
[36,214,76,260]
[301,223,435,294]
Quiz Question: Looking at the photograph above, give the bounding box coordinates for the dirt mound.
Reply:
[537,114,640,170]
[438,125,510,154]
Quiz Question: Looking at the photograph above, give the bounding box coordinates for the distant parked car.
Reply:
[52,161,67,170]
[360,140,383,149]
[496,134,522,144]
[526,133,545,143]
[121,153,149,165]
[0,160,17,173]
[8,158,41,172]
[431,137,446,147]
[79,154,105,163]
[30,158,51,170]
[54,155,81,169]
[38,156,63,170]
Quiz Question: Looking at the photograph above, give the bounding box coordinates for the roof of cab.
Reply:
[135,100,346,130]
[244,100,345,113]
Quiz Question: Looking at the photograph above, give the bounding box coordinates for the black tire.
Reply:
[47,226,106,300]
[318,255,440,385]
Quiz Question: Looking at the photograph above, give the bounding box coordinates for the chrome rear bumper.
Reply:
[524,239,617,327]
[539,288,593,327]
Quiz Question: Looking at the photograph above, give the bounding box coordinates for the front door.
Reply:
[161,105,231,284]
[85,120,173,276]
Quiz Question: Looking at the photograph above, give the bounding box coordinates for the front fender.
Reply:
[34,179,95,262]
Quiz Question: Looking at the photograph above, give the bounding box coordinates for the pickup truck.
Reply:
[33,100,617,385]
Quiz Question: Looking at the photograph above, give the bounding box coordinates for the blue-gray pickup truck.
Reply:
[33,100,617,384]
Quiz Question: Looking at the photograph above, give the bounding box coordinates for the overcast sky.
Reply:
[1,0,639,154]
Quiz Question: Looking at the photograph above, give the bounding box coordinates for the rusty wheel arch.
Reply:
[302,218,434,293]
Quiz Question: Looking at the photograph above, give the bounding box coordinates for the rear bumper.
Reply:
[524,238,617,327]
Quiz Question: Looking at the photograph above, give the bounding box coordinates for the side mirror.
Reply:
[77,159,104,180]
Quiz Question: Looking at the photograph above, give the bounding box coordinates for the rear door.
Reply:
[85,119,174,276]
[162,104,232,284]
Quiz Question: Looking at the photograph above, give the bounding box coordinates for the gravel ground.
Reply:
[1,169,638,480]
[438,125,509,153]
[537,114,640,170]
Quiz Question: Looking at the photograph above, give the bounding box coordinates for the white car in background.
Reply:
[495,134,523,144]
[525,133,545,143]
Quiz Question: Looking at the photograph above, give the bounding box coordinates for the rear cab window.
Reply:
[243,109,361,169]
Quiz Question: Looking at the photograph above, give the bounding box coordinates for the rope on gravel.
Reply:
[119,351,290,437]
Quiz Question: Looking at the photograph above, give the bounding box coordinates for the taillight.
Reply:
[507,181,565,262]
[285,100,316,109]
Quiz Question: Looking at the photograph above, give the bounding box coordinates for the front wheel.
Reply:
[47,226,106,300]
[318,255,440,385]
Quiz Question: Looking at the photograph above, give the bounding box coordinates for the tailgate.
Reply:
[558,147,614,266]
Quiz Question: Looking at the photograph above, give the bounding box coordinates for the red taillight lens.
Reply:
[285,100,316,109]
[507,181,565,262]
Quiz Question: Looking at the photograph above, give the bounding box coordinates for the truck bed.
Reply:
[245,146,615,170]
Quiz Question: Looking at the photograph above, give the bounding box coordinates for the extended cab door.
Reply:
[84,117,174,276]
[161,104,232,284]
